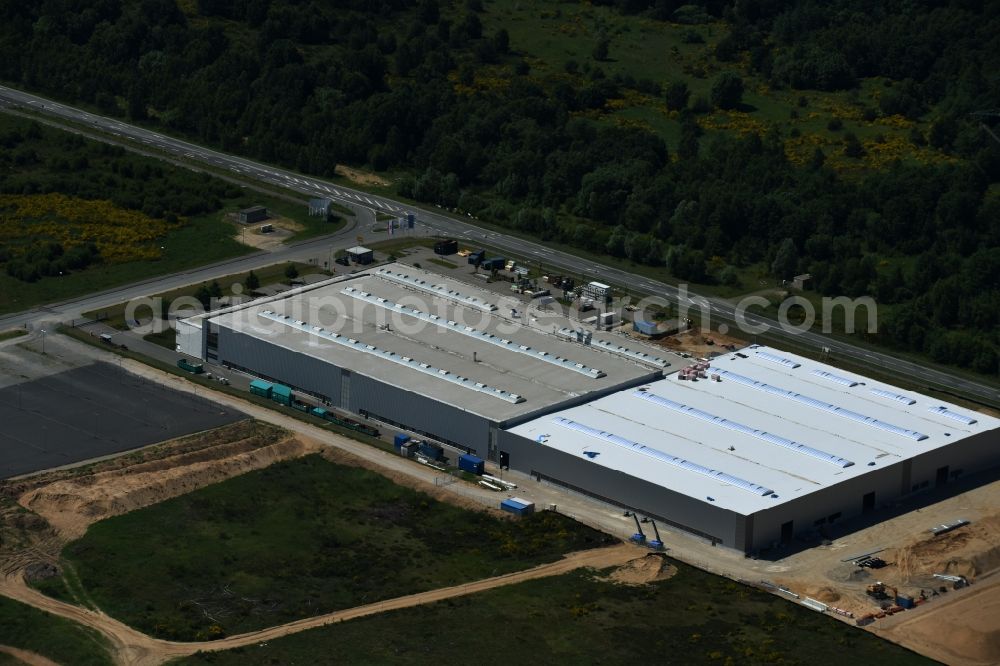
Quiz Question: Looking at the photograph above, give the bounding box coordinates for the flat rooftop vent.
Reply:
[376,268,498,312]
[711,367,929,441]
[755,350,801,368]
[811,369,859,387]
[259,311,523,404]
[551,416,775,496]
[341,287,605,379]
[928,405,977,426]
[870,388,916,406]
[557,327,669,368]
[633,390,854,468]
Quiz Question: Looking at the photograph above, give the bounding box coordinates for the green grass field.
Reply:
[0,594,112,666]
[39,454,613,641]
[176,559,931,666]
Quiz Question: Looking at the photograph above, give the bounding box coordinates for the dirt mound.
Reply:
[19,436,318,540]
[893,515,1000,581]
[603,553,677,586]
[335,164,389,187]
[807,586,841,603]
[657,330,745,357]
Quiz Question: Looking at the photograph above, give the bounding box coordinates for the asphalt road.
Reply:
[0,84,996,406]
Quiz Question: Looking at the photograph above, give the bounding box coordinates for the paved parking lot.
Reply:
[0,361,244,478]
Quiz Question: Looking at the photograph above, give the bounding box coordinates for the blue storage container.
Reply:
[458,454,484,475]
[394,433,411,450]
[500,497,535,516]
[633,319,658,336]
[310,407,328,418]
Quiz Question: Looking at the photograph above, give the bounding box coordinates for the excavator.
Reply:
[865,581,897,600]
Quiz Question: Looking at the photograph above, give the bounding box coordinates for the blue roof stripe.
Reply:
[551,416,775,496]
[711,368,929,441]
[633,390,854,468]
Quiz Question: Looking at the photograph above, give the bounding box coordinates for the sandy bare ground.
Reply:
[231,215,302,252]
[335,164,389,187]
[874,572,1000,666]
[599,552,677,586]
[18,434,316,542]
[0,646,60,666]
[0,544,638,666]
[657,329,746,358]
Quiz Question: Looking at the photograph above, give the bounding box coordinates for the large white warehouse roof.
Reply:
[506,345,1000,514]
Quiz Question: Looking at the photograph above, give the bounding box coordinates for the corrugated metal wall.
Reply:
[497,430,742,547]
[176,320,203,358]
[217,325,493,451]
[348,373,491,452]
[217,326,342,404]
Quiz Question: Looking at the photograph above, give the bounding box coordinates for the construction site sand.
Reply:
[601,553,677,586]
[232,215,302,251]
[875,574,1000,666]
[657,329,746,357]
[335,164,390,187]
[890,516,1000,582]
[803,586,841,604]
[17,430,319,541]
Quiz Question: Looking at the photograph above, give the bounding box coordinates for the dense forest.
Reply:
[0,0,997,376]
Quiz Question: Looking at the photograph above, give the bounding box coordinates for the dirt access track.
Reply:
[0,545,638,666]
[0,645,60,666]
[0,396,643,665]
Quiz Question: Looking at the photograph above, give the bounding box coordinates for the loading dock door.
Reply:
[936,465,950,487]
[780,520,793,544]
[862,491,876,513]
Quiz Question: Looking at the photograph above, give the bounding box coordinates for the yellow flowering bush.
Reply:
[0,193,180,264]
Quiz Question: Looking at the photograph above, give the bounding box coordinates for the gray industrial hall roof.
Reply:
[507,345,1000,515]
[207,263,663,421]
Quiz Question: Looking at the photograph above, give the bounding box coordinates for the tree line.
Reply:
[0,0,996,375]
